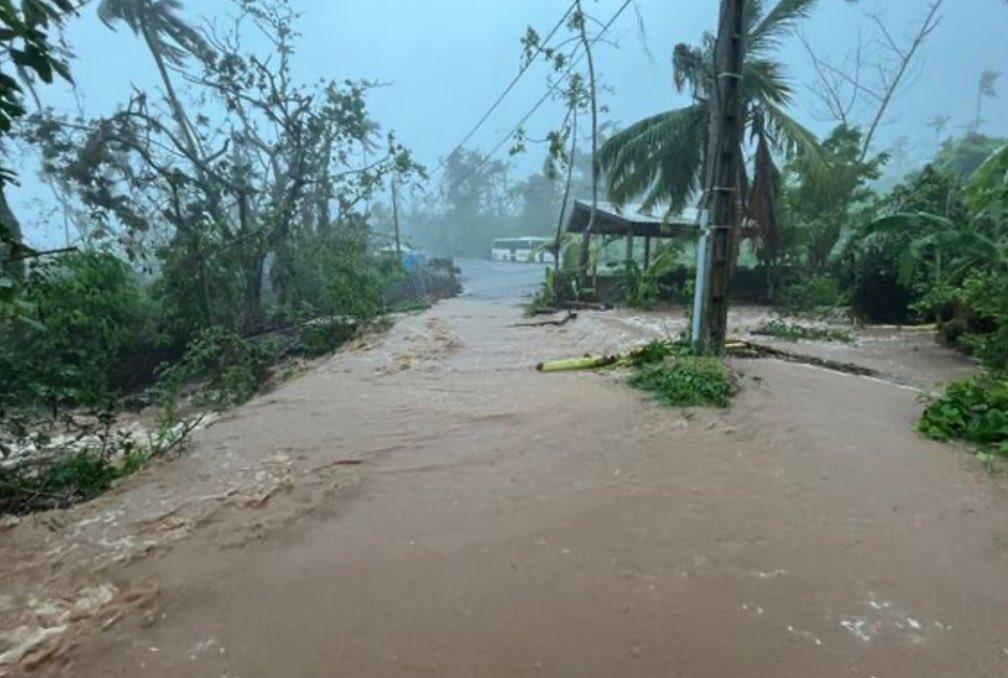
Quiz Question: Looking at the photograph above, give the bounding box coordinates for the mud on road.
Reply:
[1,262,1006,677]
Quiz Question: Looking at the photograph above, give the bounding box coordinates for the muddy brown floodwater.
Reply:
[2,261,1007,677]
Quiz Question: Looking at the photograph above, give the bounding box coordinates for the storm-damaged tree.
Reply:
[969,70,1000,135]
[570,1,600,292]
[798,0,944,161]
[597,0,824,298]
[24,0,420,333]
[97,0,210,175]
[519,0,626,294]
[927,114,952,145]
[0,0,75,284]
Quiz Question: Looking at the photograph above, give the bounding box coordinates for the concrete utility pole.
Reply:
[695,0,746,353]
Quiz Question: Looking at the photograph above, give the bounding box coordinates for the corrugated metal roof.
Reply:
[566,199,701,237]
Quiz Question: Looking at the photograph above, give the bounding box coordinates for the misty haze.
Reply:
[1,1,1008,676]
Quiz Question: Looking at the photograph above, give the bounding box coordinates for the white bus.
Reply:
[490,237,555,263]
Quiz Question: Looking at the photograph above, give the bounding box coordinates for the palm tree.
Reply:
[598,0,822,246]
[971,70,1000,133]
[97,0,208,161]
[927,114,952,144]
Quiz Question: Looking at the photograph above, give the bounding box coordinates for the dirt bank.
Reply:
[1,268,1004,677]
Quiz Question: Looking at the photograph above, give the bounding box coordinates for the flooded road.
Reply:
[3,260,1007,677]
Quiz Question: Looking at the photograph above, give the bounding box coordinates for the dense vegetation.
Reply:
[1,0,1007,510]
[0,0,459,513]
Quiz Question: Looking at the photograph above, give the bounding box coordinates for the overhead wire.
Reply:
[427,0,579,179]
[449,0,634,188]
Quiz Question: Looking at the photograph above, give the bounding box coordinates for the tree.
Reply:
[855,146,1007,333]
[927,114,952,143]
[570,1,600,291]
[970,70,1000,134]
[404,148,515,258]
[598,0,822,226]
[518,0,624,290]
[97,0,208,164]
[798,0,943,161]
[27,0,420,332]
[934,133,1007,179]
[781,124,884,273]
[0,0,75,275]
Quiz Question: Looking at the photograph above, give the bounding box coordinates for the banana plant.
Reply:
[866,144,1008,287]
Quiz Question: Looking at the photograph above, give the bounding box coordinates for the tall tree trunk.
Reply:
[139,16,230,228]
[0,189,23,278]
[140,19,202,161]
[316,136,334,233]
[392,179,401,258]
[242,249,266,331]
[553,108,577,297]
[975,87,983,133]
[574,1,600,295]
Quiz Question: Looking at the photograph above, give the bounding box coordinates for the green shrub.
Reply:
[287,230,387,324]
[839,166,968,323]
[0,250,160,412]
[627,339,692,366]
[156,327,276,410]
[0,450,121,514]
[919,373,1008,457]
[956,271,1008,370]
[778,274,845,311]
[526,267,573,315]
[753,319,853,343]
[622,261,660,309]
[296,316,356,358]
[628,357,738,408]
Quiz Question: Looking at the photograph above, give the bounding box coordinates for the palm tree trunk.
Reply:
[139,16,230,229]
[140,18,202,161]
[975,86,983,133]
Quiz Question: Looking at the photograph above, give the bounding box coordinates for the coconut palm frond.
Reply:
[761,98,825,166]
[672,41,711,97]
[979,70,1000,97]
[749,0,818,53]
[598,105,707,214]
[98,0,206,65]
[744,58,794,107]
[748,131,781,252]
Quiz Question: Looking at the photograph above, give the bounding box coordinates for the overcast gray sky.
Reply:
[14,0,1008,246]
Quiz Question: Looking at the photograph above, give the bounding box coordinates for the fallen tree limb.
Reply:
[529,301,611,315]
[513,312,578,328]
[725,339,878,377]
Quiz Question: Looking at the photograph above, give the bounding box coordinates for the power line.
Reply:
[457,0,634,185]
[429,1,578,178]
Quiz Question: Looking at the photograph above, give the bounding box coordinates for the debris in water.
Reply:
[751,569,787,579]
[840,618,877,643]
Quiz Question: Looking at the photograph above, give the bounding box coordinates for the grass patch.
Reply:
[628,357,738,408]
[919,373,1008,463]
[753,319,854,344]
